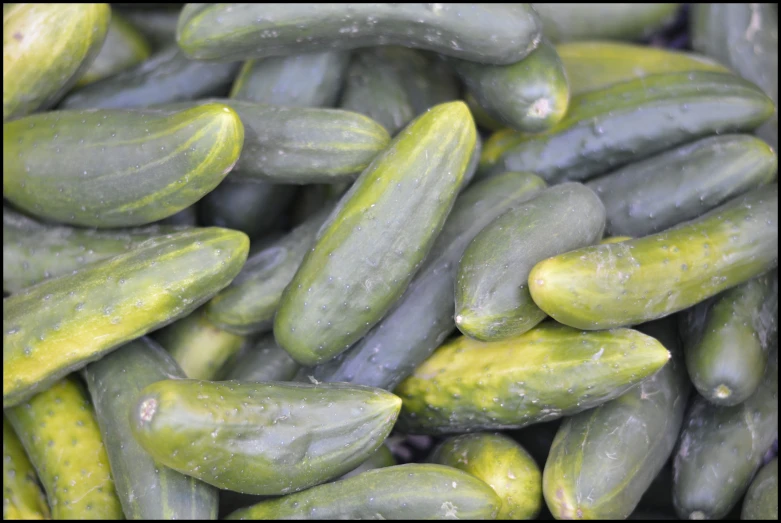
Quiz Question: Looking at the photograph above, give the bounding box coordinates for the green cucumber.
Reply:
[395,322,671,435]
[274,101,477,366]
[3,103,244,227]
[454,39,569,133]
[230,51,350,107]
[601,236,633,244]
[119,6,180,50]
[529,184,778,330]
[338,443,396,481]
[155,204,198,226]
[3,416,50,520]
[6,378,123,520]
[479,71,775,184]
[543,318,690,520]
[129,380,401,495]
[587,134,778,238]
[672,350,778,520]
[679,270,778,406]
[429,433,542,520]
[288,182,352,227]
[3,227,249,408]
[3,4,110,121]
[225,464,501,520]
[218,334,300,382]
[465,91,505,132]
[177,3,542,65]
[742,458,778,520]
[455,183,606,342]
[83,337,218,519]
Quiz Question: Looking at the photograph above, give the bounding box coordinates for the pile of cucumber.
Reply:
[3,3,778,521]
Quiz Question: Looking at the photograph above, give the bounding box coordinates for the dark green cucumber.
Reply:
[429,433,542,519]
[225,464,501,520]
[288,182,352,227]
[6,377,123,519]
[529,185,779,330]
[395,322,671,435]
[230,51,351,107]
[465,91,505,132]
[119,6,180,50]
[588,134,778,238]
[742,457,778,520]
[177,3,542,65]
[672,350,779,520]
[461,132,482,189]
[3,416,50,520]
[338,444,396,481]
[3,227,249,408]
[219,334,300,382]
[274,101,477,366]
[479,71,775,184]
[680,270,778,406]
[543,318,690,520]
[3,4,110,121]
[129,380,401,495]
[3,103,244,227]
[454,39,569,133]
[83,337,218,519]
[455,183,606,342]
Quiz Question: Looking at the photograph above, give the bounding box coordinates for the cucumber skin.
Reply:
[3,417,50,520]
[587,134,778,238]
[3,104,244,227]
[219,334,300,383]
[300,171,546,391]
[338,444,396,481]
[529,185,779,331]
[274,101,476,367]
[742,458,778,520]
[129,380,401,495]
[225,464,501,520]
[177,3,542,65]
[119,6,180,50]
[455,183,606,342]
[83,338,218,520]
[3,227,249,408]
[156,204,198,226]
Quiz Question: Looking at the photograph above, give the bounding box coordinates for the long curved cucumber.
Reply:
[3,416,50,520]
[219,334,300,383]
[742,457,778,520]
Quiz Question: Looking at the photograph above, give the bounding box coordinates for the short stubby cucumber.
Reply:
[742,458,778,520]
[177,3,542,65]
[3,417,50,520]
[275,101,476,366]
[529,185,779,330]
[219,334,300,383]
[129,380,401,495]
[338,444,396,481]
[3,227,249,408]
[225,464,501,520]
[395,322,670,435]
[455,183,606,342]
[3,104,244,227]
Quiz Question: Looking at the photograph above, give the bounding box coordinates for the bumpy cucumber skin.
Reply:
[6,378,123,520]
[742,458,778,520]
[275,101,476,366]
[225,464,501,520]
[455,39,569,133]
[395,322,671,435]
[587,134,778,238]
[129,380,401,495]
[3,4,110,121]
[3,228,249,408]
[3,417,50,520]
[3,104,244,227]
[177,3,542,65]
[219,334,300,382]
[529,185,779,331]
[338,444,396,481]
[680,270,778,406]
[83,338,218,520]
[543,318,690,520]
[430,433,542,520]
[455,183,605,342]
[479,71,775,184]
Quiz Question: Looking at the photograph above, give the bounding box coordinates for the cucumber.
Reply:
[155,204,198,226]
[3,227,249,408]
[274,101,477,366]
[454,39,569,133]
[601,236,633,244]
[680,270,778,406]
[543,318,690,520]
[129,380,401,495]
[231,51,350,107]
[465,91,505,132]
[219,334,300,383]
[479,71,775,184]
[177,3,542,65]
[528,184,779,331]
[3,103,244,227]
[587,134,778,238]
[455,183,606,342]
[6,377,123,520]
[742,457,778,520]
[225,464,501,520]
[3,416,50,520]
[395,322,671,435]
[3,4,110,121]
[288,183,351,227]
[118,6,180,50]
[82,337,218,519]
[461,132,482,189]
[338,443,396,481]
[429,433,542,520]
